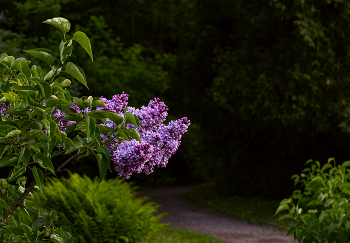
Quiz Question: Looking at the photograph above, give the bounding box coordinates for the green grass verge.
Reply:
[137,227,225,243]
[187,185,294,230]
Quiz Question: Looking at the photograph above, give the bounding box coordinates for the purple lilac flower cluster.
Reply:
[103,94,190,178]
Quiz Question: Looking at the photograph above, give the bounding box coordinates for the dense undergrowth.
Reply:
[42,173,165,243]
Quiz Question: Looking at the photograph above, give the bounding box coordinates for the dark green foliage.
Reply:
[43,173,165,243]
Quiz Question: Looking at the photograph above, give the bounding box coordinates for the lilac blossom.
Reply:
[101,94,190,178]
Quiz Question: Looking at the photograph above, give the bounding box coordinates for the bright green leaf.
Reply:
[274,204,289,216]
[72,31,93,61]
[32,166,44,193]
[24,48,55,66]
[65,62,88,89]
[43,17,71,34]
[0,198,10,210]
[33,154,55,175]
[0,155,18,168]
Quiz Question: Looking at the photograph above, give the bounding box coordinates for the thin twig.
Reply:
[18,204,39,218]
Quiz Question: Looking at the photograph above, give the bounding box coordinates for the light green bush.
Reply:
[43,173,165,243]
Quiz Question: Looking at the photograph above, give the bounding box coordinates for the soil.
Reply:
[137,185,295,243]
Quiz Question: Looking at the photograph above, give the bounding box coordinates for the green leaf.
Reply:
[43,17,71,34]
[310,176,323,184]
[99,110,124,126]
[118,128,129,141]
[125,112,139,128]
[57,226,67,243]
[41,82,52,99]
[59,41,65,63]
[12,59,22,72]
[32,218,46,231]
[20,223,32,238]
[24,48,55,66]
[0,198,10,210]
[33,154,55,175]
[82,96,93,107]
[23,129,48,141]
[97,145,110,162]
[1,56,15,69]
[338,230,349,243]
[31,65,41,77]
[0,121,19,129]
[42,118,60,140]
[62,46,73,63]
[46,138,58,158]
[134,114,140,128]
[5,129,21,138]
[32,166,44,193]
[92,99,105,108]
[8,163,27,182]
[72,31,93,61]
[86,115,95,138]
[0,144,8,159]
[96,124,113,136]
[45,95,67,106]
[50,234,64,243]
[4,226,23,235]
[274,204,289,216]
[61,226,73,243]
[65,62,88,89]
[32,185,47,200]
[341,161,350,168]
[329,222,338,234]
[0,155,18,168]
[44,69,54,81]
[95,153,109,182]
[319,211,327,223]
[0,53,8,62]
[128,128,141,142]
[54,77,71,88]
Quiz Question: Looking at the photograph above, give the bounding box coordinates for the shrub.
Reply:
[43,173,165,243]
[276,158,350,243]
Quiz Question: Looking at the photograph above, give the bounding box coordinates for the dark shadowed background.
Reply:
[2,0,350,199]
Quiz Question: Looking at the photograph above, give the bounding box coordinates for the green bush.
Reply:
[43,173,165,243]
[276,158,350,243]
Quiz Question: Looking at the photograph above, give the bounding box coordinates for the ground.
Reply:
[137,185,295,243]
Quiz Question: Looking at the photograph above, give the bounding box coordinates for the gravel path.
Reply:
[137,186,295,243]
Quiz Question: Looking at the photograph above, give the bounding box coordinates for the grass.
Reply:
[187,185,294,231]
[137,227,226,243]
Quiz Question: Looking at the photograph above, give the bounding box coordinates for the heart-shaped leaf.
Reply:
[43,17,71,34]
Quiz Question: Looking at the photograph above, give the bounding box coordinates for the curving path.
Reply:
[137,186,295,243]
